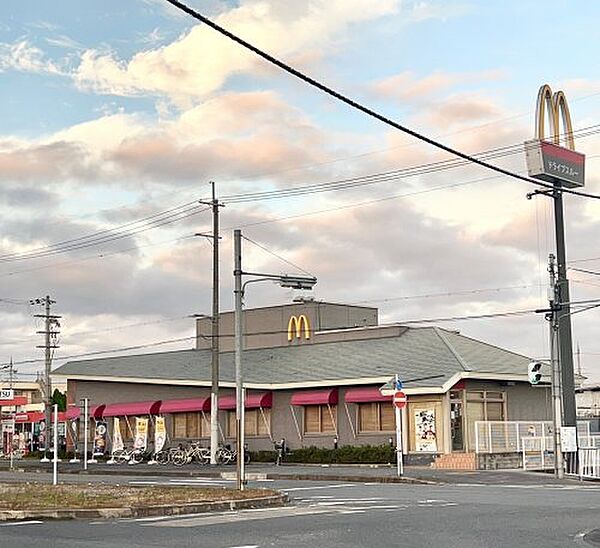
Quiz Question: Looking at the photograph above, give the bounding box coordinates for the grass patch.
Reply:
[0,483,276,511]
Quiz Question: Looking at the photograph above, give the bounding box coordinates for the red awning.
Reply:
[290,388,338,406]
[0,397,28,407]
[160,398,211,414]
[64,407,80,420]
[218,392,273,410]
[91,405,105,419]
[344,387,392,404]
[101,400,162,418]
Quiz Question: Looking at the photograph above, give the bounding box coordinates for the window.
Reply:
[227,409,271,437]
[358,402,395,433]
[304,405,336,434]
[172,412,206,439]
[466,391,506,421]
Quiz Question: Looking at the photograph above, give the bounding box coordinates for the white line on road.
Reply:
[283,483,355,492]
[0,520,43,527]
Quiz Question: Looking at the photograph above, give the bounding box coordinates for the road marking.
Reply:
[143,506,333,528]
[228,545,259,548]
[0,520,43,527]
[316,501,347,506]
[283,483,355,492]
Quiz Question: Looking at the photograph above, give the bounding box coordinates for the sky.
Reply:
[1,0,600,385]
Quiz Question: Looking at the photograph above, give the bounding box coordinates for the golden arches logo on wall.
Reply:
[535,84,575,150]
[287,314,310,341]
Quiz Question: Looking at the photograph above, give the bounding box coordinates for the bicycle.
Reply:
[110,447,146,465]
[171,442,210,466]
[216,445,250,465]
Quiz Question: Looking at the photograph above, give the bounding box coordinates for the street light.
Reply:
[233,229,317,490]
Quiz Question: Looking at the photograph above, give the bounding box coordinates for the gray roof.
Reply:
[52,326,532,390]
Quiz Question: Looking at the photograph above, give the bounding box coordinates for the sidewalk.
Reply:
[0,459,591,486]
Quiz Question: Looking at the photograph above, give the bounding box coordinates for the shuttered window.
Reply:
[226,409,271,437]
[358,402,395,433]
[304,405,336,434]
[172,412,206,439]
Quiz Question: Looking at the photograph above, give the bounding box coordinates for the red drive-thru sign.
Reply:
[393,391,407,409]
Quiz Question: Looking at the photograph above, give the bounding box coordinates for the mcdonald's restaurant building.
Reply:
[53,301,552,461]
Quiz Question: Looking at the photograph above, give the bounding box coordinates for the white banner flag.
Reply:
[112,417,124,453]
[154,416,166,454]
[133,417,148,451]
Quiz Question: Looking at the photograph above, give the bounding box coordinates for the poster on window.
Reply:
[154,416,166,454]
[112,417,124,453]
[93,420,107,456]
[133,417,148,451]
[68,418,78,448]
[415,408,437,452]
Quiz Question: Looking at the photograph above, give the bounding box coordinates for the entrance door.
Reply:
[450,401,464,451]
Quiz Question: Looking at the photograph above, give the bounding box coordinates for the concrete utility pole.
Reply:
[548,254,564,479]
[233,229,244,490]
[199,183,223,466]
[32,296,60,461]
[9,358,14,472]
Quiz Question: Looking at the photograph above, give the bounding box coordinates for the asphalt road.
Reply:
[1,474,599,548]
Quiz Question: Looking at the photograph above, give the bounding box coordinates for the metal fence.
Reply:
[522,436,555,470]
[578,448,600,479]
[474,421,553,454]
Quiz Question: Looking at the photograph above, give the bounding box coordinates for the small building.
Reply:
[577,383,600,418]
[52,301,551,460]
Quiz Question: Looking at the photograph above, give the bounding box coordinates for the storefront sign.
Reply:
[133,417,148,451]
[0,389,14,400]
[415,408,437,452]
[154,416,166,454]
[287,315,310,341]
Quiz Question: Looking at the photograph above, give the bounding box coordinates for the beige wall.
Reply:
[196,302,378,352]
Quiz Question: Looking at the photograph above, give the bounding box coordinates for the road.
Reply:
[0,473,599,547]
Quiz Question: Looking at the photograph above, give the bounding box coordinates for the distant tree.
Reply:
[50,388,67,411]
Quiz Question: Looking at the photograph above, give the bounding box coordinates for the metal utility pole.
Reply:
[199,183,223,466]
[32,296,60,461]
[233,229,244,490]
[548,254,564,479]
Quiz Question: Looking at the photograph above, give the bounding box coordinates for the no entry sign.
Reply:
[393,391,407,409]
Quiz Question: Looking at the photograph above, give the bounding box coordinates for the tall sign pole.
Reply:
[525,84,585,428]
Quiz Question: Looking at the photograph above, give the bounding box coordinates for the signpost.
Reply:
[393,377,405,477]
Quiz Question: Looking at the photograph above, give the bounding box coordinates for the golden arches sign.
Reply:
[287,314,310,341]
[535,84,575,150]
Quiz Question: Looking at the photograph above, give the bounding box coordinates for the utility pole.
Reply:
[233,229,244,490]
[32,296,60,461]
[9,358,14,472]
[548,254,564,479]
[198,183,223,465]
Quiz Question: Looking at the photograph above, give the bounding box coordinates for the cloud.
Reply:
[369,69,505,103]
[73,0,399,104]
[425,93,503,128]
[0,40,63,75]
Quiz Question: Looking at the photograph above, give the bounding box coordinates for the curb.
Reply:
[265,473,436,485]
[0,493,289,522]
[1,466,437,485]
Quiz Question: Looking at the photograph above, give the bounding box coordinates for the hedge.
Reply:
[249,444,395,464]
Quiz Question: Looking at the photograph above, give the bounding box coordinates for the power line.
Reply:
[219,126,600,205]
[163,0,600,201]
[241,234,314,277]
[0,204,209,263]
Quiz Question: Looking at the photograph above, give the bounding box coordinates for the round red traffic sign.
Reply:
[393,391,407,409]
